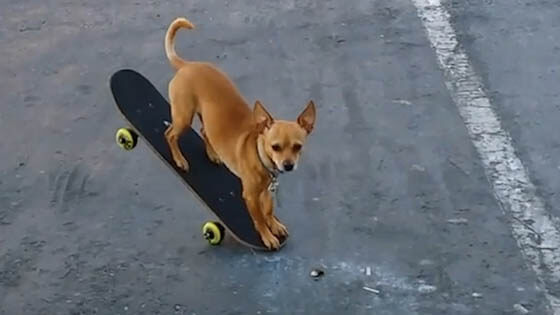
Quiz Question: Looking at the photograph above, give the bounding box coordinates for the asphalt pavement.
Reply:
[1,0,558,314]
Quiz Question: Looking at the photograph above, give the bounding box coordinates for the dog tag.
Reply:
[269,176,281,207]
[268,178,279,193]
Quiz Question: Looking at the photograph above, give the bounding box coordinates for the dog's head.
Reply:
[254,100,316,172]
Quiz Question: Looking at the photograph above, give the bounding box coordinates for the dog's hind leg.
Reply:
[200,124,222,164]
[165,91,194,171]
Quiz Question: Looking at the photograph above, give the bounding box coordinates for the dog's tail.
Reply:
[165,17,195,70]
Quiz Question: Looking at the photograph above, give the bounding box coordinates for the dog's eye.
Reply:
[293,144,302,152]
[272,144,281,152]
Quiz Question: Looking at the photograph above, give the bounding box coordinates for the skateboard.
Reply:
[110,69,287,251]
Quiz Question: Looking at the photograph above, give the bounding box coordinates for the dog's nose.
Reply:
[283,161,294,171]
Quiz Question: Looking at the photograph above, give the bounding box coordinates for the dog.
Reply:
[162,17,316,250]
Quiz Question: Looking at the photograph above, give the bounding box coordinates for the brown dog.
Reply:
[163,17,316,249]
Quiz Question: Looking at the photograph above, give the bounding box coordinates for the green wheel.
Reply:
[115,128,138,151]
[202,221,225,245]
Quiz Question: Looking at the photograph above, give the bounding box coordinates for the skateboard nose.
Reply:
[283,161,294,171]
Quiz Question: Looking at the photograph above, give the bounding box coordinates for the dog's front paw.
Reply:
[270,218,288,237]
[260,229,281,250]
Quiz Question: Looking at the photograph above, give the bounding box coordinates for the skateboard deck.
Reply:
[110,69,286,251]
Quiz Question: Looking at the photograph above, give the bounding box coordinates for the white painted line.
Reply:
[411,0,560,313]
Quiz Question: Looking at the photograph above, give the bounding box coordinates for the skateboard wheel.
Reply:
[202,221,225,245]
[115,128,138,151]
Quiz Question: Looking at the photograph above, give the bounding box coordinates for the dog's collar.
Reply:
[257,136,281,192]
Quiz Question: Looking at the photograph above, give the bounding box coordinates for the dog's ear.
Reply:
[297,100,316,134]
[253,100,274,132]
